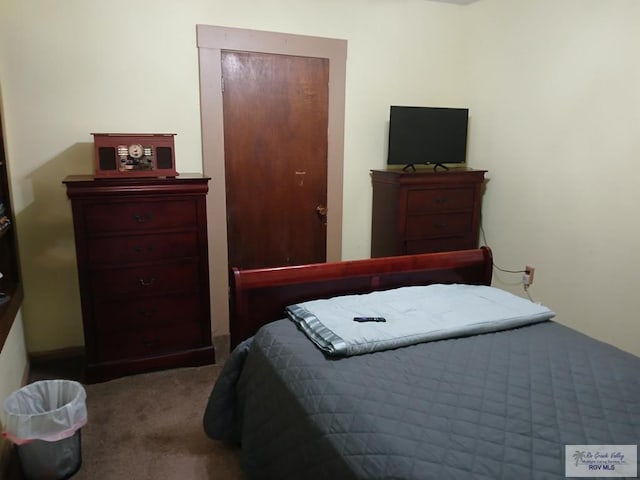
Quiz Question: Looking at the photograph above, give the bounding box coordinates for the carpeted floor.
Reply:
[71,364,246,480]
[6,344,246,480]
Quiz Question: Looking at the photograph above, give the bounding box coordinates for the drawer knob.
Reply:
[435,197,448,205]
[139,308,157,317]
[134,245,155,254]
[434,223,448,230]
[138,276,157,287]
[133,212,154,223]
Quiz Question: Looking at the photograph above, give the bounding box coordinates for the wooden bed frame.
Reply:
[230,247,493,348]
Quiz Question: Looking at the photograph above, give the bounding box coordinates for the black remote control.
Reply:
[353,317,386,323]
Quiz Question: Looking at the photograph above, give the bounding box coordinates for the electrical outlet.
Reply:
[524,266,535,286]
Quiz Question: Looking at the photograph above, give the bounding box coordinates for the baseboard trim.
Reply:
[28,346,85,362]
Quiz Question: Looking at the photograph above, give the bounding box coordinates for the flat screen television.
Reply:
[387,106,469,171]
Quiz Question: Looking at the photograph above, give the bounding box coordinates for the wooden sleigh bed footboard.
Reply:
[229,247,493,348]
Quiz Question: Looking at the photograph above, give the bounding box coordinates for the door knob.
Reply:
[316,205,328,217]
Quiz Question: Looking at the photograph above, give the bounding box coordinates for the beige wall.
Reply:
[0,0,466,353]
[462,0,640,355]
[0,0,638,359]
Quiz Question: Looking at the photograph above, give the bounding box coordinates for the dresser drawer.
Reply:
[405,237,474,255]
[85,199,198,233]
[93,294,201,334]
[96,321,203,362]
[88,231,198,265]
[405,212,473,238]
[406,188,475,213]
[91,260,199,297]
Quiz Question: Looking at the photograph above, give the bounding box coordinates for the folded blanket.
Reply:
[286,284,555,356]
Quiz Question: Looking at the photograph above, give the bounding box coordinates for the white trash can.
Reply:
[2,380,87,480]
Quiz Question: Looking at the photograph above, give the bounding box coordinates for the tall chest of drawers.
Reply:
[371,169,486,257]
[64,174,214,382]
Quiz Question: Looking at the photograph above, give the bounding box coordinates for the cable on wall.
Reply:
[479,219,535,302]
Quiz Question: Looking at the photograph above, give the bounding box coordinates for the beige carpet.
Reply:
[73,365,246,480]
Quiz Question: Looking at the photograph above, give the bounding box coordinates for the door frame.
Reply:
[196,25,347,337]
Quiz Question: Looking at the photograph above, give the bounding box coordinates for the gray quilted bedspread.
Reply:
[204,320,640,479]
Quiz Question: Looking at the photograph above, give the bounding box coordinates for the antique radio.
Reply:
[92,133,177,178]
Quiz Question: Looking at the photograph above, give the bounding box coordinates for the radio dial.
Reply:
[128,144,145,159]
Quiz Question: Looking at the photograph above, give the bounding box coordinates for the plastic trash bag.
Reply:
[2,379,87,444]
[3,380,87,479]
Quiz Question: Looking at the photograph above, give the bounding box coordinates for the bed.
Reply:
[204,247,640,479]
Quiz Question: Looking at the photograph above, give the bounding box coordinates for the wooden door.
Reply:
[222,51,329,270]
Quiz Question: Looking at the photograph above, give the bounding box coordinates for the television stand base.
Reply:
[429,163,449,172]
[400,163,450,172]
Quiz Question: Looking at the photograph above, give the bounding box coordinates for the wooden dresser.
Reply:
[63,174,214,382]
[370,168,486,257]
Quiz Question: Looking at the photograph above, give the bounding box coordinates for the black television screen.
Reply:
[387,106,469,169]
